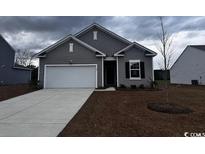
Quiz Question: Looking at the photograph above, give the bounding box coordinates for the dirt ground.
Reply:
[58,85,205,137]
[0,84,37,101]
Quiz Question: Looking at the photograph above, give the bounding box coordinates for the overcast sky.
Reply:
[1,16,205,69]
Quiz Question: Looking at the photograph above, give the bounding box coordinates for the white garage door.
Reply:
[44,65,97,88]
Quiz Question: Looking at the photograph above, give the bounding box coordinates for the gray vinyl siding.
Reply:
[0,35,31,85]
[39,38,102,88]
[77,27,129,56]
[170,47,205,85]
[0,68,31,85]
[118,47,153,87]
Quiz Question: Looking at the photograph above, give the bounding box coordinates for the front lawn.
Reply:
[0,84,37,101]
[58,85,205,137]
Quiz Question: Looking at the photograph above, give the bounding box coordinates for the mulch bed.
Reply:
[147,103,193,114]
[58,85,205,137]
[0,84,37,101]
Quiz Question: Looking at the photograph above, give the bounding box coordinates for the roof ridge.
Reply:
[34,35,106,57]
[114,42,157,56]
[74,23,132,44]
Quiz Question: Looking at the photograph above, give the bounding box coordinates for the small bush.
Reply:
[29,80,37,86]
[29,80,42,90]
[120,84,126,88]
[150,81,158,89]
[131,85,137,89]
[139,84,145,89]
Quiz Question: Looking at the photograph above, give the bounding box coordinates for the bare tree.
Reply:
[156,17,174,71]
[15,49,36,67]
[156,17,175,103]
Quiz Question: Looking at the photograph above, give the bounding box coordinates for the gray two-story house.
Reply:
[35,23,157,88]
[0,35,32,85]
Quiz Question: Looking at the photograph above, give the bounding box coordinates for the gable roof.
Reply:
[34,35,106,57]
[0,34,32,71]
[114,42,157,56]
[0,34,16,54]
[75,23,132,45]
[35,23,158,58]
[171,45,205,70]
[189,45,205,51]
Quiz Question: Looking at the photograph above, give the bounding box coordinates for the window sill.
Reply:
[129,77,141,80]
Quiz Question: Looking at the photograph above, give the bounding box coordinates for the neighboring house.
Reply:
[170,45,205,85]
[35,23,157,88]
[0,35,32,85]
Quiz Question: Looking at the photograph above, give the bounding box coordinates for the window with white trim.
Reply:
[129,60,141,79]
[69,43,73,52]
[93,31,98,40]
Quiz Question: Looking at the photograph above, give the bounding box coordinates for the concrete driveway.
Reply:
[0,89,93,137]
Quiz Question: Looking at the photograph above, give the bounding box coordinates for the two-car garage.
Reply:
[44,64,97,88]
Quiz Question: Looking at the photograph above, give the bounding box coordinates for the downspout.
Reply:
[116,56,119,87]
[38,58,40,81]
[152,57,154,81]
[102,57,104,87]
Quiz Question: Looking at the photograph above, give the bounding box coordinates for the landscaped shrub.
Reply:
[150,81,158,89]
[139,84,145,89]
[29,80,41,89]
[120,84,126,88]
[131,85,137,89]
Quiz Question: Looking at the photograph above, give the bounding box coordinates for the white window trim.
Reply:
[69,43,74,52]
[93,31,98,40]
[129,60,141,80]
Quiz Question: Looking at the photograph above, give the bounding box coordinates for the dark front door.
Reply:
[104,61,117,87]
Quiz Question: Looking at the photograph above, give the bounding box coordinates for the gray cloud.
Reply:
[1,16,205,68]
[1,16,205,51]
[0,16,111,51]
[0,16,107,37]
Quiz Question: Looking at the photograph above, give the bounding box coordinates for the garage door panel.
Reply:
[45,66,96,88]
